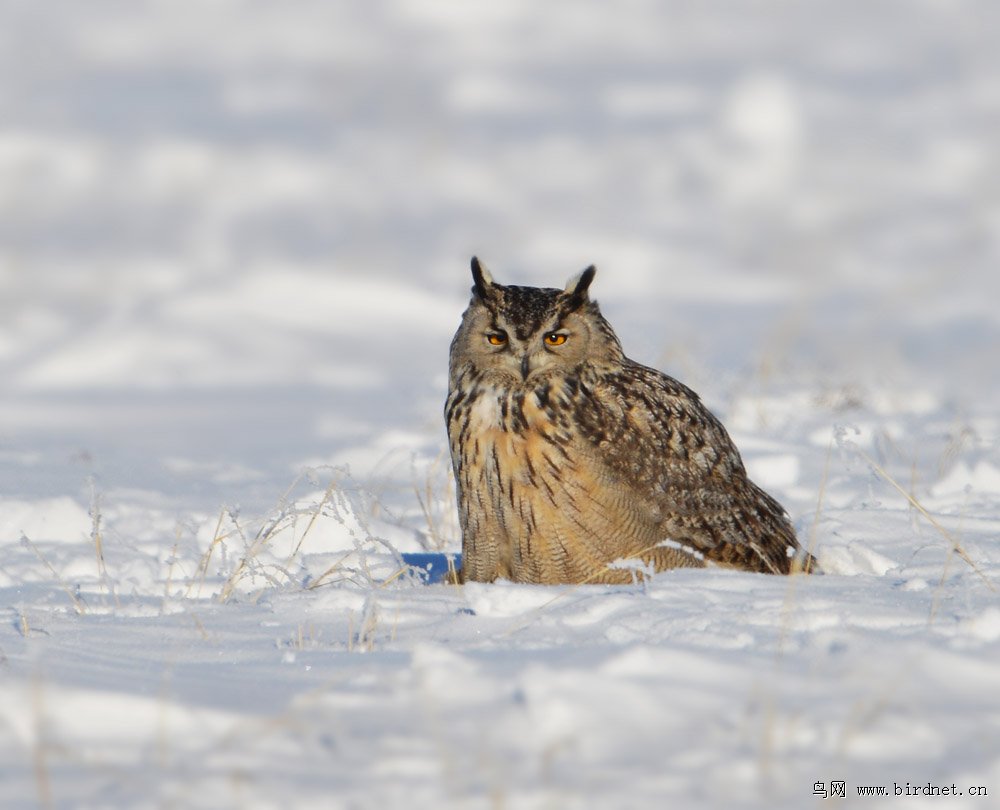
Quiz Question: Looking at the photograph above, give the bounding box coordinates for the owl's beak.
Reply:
[520,354,531,381]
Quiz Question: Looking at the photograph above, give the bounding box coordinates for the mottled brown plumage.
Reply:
[445,258,817,584]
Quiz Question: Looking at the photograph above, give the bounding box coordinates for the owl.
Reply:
[445,257,818,584]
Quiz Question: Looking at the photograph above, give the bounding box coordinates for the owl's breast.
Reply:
[463,384,564,464]
[451,378,657,583]
[451,380,584,511]
[465,384,551,432]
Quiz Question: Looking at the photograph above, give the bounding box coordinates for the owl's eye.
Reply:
[544,332,568,346]
[486,331,508,346]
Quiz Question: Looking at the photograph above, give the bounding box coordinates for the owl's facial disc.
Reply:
[456,262,616,386]
[478,314,586,383]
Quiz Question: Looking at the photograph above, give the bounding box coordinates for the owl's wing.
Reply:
[581,361,801,574]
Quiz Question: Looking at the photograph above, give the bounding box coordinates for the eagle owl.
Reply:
[445,257,816,584]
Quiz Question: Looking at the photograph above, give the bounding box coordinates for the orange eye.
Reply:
[486,332,507,346]
[544,332,567,346]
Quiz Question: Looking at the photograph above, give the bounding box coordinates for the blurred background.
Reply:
[1,0,997,511]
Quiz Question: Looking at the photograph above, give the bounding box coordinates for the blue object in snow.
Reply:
[400,552,462,584]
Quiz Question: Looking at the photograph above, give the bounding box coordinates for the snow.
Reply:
[2,1,999,808]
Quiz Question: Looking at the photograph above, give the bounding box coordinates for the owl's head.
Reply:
[450,256,624,385]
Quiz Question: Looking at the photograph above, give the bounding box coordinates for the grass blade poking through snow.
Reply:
[20,534,87,615]
[853,445,995,591]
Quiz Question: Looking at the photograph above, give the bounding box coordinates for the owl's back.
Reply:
[574,358,806,575]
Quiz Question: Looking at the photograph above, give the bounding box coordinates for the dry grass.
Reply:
[20,535,87,616]
[853,445,994,592]
[169,467,420,606]
[87,476,118,608]
[413,449,459,552]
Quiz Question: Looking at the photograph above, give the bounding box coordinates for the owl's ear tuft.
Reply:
[564,265,596,308]
[470,256,496,300]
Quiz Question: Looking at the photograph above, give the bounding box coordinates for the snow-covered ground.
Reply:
[2,2,999,807]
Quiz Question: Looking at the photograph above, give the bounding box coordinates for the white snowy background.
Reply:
[1,1,998,808]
